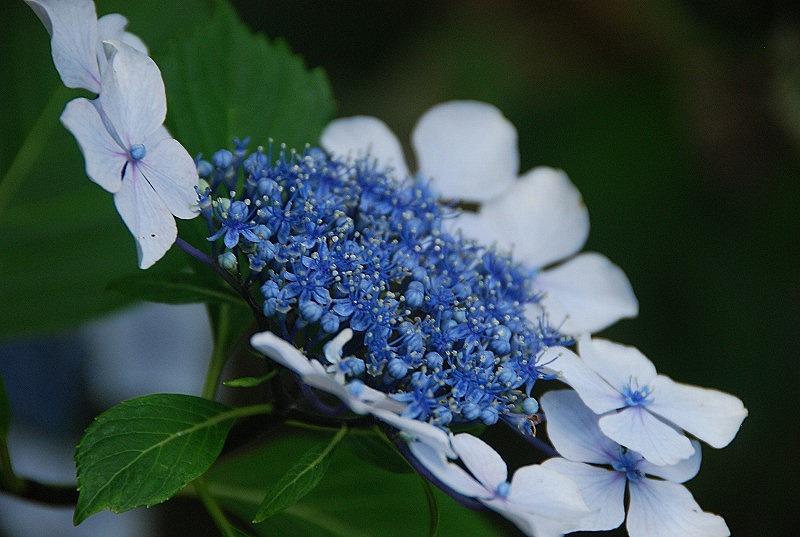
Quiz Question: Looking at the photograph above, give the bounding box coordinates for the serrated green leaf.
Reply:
[157,1,335,154]
[253,427,346,522]
[74,394,236,524]
[108,271,247,307]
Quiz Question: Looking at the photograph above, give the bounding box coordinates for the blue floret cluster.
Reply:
[198,140,570,428]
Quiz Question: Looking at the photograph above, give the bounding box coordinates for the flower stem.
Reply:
[175,237,265,325]
[193,477,241,537]
[202,303,234,400]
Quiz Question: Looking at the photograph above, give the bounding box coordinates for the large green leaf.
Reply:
[206,430,507,537]
[74,394,236,524]
[157,1,336,153]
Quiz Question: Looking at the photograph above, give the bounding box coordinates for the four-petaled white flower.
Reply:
[546,337,747,465]
[60,41,199,268]
[26,0,147,93]
[410,432,591,537]
[320,101,639,334]
[540,389,730,537]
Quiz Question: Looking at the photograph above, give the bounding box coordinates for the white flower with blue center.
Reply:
[540,389,731,537]
[410,432,591,537]
[59,40,199,268]
[546,337,747,465]
[320,100,638,334]
[26,0,147,93]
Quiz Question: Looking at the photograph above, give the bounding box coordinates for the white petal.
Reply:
[26,0,102,92]
[100,40,166,145]
[579,337,657,392]
[60,97,125,193]
[482,464,591,537]
[543,347,622,415]
[320,116,409,178]
[371,408,456,458]
[409,441,489,498]
[505,464,592,520]
[249,331,317,376]
[300,373,373,415]
[451,433,507,491]
[97,13,148,54]
[113,169,177,269]
[540,458,626,532]
[627,478,730,537]
[540,390,620,464]
[639,440,702,483]
[323,328,354,363]
[535,252,638,334]
[648,375,748,449]
[411,101,518,202]
[137,137,199,219]
[599,407,695,466]
[476,167,589,268]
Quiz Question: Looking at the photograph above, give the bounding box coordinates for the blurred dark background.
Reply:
[230,0,800,534]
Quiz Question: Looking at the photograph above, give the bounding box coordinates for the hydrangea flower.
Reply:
[546,337,748,465]
[410,432,591,537]
[540,389,730,537]
[59,41,199,268]
[210,144,557,429]
[26,0,147,93]
[320,100,638,334]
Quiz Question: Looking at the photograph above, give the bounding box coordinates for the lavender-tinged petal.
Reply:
[598,407,695,466]
[26,0,101,92]
[648,375,748,449]
[627,478,730,537]
[60,97,125,193]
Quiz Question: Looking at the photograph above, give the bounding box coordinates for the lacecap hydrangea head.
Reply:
[202,141,572,429]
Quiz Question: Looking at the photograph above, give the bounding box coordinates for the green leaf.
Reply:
[74,394,236,524]
[253,427,346,522]
[157,1,335,154]
[343,430,413,474]
[108,271,246,307]
[205,430,506,537]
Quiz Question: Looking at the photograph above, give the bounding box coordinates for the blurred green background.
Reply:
[2,0,799,535]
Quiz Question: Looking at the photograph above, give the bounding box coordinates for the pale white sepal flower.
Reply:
[60,40,199,269]
[249,331,405,416]
[26,0,147,93]
[250,330,457,458]
[410,432,591,537]
[540,390,730,537]
[320,101,637,334]
[545,338,747,466]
